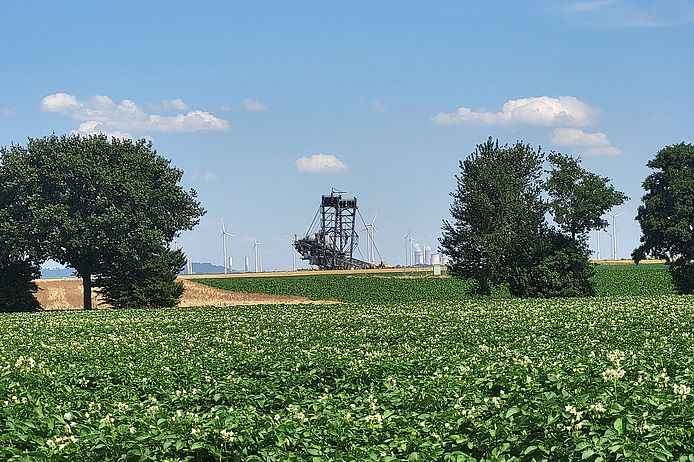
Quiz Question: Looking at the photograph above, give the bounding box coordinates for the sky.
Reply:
[1,1,693,271]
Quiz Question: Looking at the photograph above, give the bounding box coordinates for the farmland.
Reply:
[2,265,694,460]
[201,263,675,302]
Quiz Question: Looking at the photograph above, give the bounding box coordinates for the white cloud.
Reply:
[203,171,218,182]
[568,0,616,12]
[0,106,16,116]
[583,146,622,156]
[40,92,229,135]
[219,103,233,112]
[373,99,386,113]
[161,98,189,110]
[41,92,80,112]
[295,153,348,174]
[74,121,133,140]
[551,128,621,156]
[433,96,597,127]
[551,127,609,146]
[190,171,219,182]
[566,0,694,28]
[241,98,266,112]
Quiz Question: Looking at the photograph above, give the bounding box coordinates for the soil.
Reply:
[34,278,334,310]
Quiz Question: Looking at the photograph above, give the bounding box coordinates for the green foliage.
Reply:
[546,152,628,240]
[670,260,694,295]
[441,139,624,298]
[96,248,186,309]
[0,134,204,309]
[206,273,474,303]
[1,295,693,460]
[592,264,674,296]
[508,232,596,298]
[203,263,672,302]
[440,138,547,295]
[634,142,694,294]
[0,256,41,312]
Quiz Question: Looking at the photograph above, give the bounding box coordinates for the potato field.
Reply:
[1,265,693,461]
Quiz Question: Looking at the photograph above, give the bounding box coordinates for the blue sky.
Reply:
[1,1,693,270]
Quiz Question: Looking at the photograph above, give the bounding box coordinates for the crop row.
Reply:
[1,295,693,460]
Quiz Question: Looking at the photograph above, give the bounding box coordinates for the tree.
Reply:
[0,134,205,309]
[440,138,547,295]
[96,247,186,309]
[633,142,694,294]
[0,255,41,312]
[0,170,42,312]
[546,152,628,240]
[441,138,626,298]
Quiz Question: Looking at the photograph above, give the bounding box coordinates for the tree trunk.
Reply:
[83,272,92,310]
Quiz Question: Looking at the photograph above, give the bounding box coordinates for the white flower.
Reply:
[589,403,606,413]
[602,367,625,380]
[673,383,690,398]
[63,412,73,421]
[220,429,235,443]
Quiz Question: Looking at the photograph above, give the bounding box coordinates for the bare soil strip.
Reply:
[34,278,334,310]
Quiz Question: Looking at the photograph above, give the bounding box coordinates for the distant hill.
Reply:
[40,262,233,279]
[183,262,234,275]
[40,267,77,279]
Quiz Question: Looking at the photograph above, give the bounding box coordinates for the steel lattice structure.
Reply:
[294,190,372,270]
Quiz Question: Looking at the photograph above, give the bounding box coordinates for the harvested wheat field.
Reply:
[34,278,334,310]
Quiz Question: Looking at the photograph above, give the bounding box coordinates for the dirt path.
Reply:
[35,278,333,310]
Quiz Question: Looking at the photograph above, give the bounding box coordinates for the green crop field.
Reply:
[201,263,675,302]
[2,265,693,461]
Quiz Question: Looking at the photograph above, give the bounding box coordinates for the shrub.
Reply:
[96,248,186,309]
[0,257,41,312]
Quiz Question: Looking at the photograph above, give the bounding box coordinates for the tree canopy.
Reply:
[633,142,694,293]
[546,153,628,240]
[440,138,547,295]
[0,134,204,309]
[441,138,626,297]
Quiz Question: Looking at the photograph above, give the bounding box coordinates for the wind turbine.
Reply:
[287,234,298,271]
[362,214,378,265]
[606,211,623,260]
[252,240,263,273]
[404,232,412,267]
[220,219,236,274]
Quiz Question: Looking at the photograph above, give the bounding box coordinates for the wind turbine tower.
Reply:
[606,211,623,260]
[253,240,263,273]
[220,219,236,274]
[362,214,378,265]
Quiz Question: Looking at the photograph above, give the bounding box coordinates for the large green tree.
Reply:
[440,138,547,295]
[546,152,628,240]
[441,138,626,298]
[0,134,205,309]
[633,142,694,293]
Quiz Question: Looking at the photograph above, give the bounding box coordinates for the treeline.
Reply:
[441,138,694,296]
[0,134,204,312]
